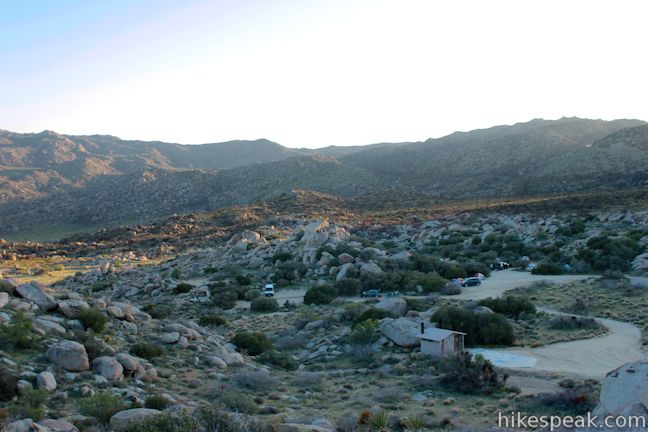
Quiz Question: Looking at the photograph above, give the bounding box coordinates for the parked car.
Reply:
[461,277,482,287]
[491,261,510,271]
[385,291,400,297]
[361,289,381,298]
[263,283,275,297]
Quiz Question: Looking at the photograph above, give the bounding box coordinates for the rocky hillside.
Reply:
[2,117,648,239]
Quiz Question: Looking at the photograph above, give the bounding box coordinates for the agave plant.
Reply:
[368,411,391,432]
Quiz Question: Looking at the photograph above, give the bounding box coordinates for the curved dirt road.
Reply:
[454,270,646,379]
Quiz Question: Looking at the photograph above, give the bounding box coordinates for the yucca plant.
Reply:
[404,414,425,431]
[368,411,391,432]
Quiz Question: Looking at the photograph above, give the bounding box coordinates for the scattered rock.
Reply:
[36,371,57,391]
[110,408,163,432]
[375,297,408,317]
[16,282,58,311]
[93,356,124,380]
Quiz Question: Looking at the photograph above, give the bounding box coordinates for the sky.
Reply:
[1,0,647,148]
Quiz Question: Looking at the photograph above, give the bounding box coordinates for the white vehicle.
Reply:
[263,283,275,297]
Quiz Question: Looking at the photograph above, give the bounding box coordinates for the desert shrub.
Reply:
[432,306,515,346]
[244,289,261,301]
[352,308,394,327]
[78,308,108,333]
[339,303,367,322]
[271,252,292,263]
[272,261,307,285]
[404,297,430,312]
[293,372,324,390]
[78,392,128,424]
[478,296,536,319]
[257,350,298,370]
[235,274,252,285]
[0,311,37,350]
[130,342,163,359]
[549,315,599,330]
[303,285,338,305]
[198,314,227,327]
[142,303,173,319]
[8,388,48,420]
[532,262,564,275]
[273,334,308,350]
[232,369,278,390]
[577,235,641,272]
[231,332,272,356]
[173,282,194,294]
[0,280,16,294]
[460,261,491,277]
[347,319,379,345]
[440,352,507,394]
[208,283,238,310]
[144,394,172,410]
[537,381,598,413]
[126,405,271,432]
[570,298,591,316]
[220,389,259,414]
[0,366,18,401]
[336,278,363,296]
[441,283,461,295]
[171,268,181,279]
[250,297,279,313]
[416,273,447,293]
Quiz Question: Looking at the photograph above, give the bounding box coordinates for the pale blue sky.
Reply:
[1,0,647,148]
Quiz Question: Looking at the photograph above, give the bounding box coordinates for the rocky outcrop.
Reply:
[595,361,648,419]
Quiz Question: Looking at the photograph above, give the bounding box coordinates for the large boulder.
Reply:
[110,408,163,432]
[0,291,8,308]
[379,317,422,347]
[375,297,407,317]
[336,263,355,282]
[360,262,383,275]
[595,361,648,419]
[115,353,140,371]
[33,318,67,337]
[57,299,90,318]
[93,356,124,380]
[337,253,354,264]
[47,340,90,371]
[632,253,648,274]
[301,221,330,249]
[16,282,57,311]
[36,371,57,391]
[38,419,79,432]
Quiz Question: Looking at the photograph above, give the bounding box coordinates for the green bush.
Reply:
[231,331,273,356]
[78,308,108,333]
[416,273,447,293]
[130,343,163,359]
[404,297,430,312]
[461,261,491,277]
[0,311,37,350]
[352,308,394,327]
[0,366,18,401]
[432,306,515,346]
[347,319,379,345]
[235,274,252,286]
[440,352,507,394]
[144,394,172,410]
[170,268,182,279]
[173,282,194,294]
[271,252,293,263]
[336,278,363,296]
[220,389,258,414]
[143,303,174,319]
[208,283,238,310]
[303,285,338,305]
[78,392,127,424]
[257,349,298,370]
[531,262,563,275]
[577,235,641,272]
[271,261,308,286]
[250,297,279,313]
[478,296,536,319]
[198,315,227,327]
[8,388,48,420]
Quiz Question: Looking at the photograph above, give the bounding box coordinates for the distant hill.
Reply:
[1,117,647,239]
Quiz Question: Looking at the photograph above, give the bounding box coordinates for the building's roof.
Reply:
[418,327,466,342]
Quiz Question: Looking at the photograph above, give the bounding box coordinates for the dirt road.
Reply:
[455,270,646,380]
